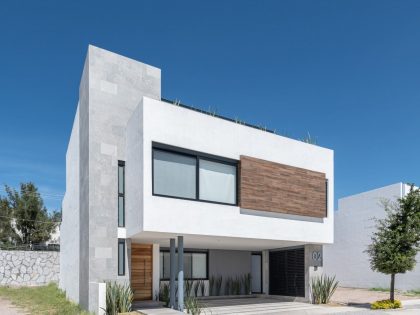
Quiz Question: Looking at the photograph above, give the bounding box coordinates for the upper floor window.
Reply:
[118,161,125,227]
[153,150,196,199]
[152,144,237,205]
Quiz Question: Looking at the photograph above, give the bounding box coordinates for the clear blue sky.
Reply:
[1,0,419,211]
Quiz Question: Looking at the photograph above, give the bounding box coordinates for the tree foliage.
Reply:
[366,185,420,301]
[0,182,60,249]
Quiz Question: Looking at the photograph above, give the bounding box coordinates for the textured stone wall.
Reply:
[0,250,59,286]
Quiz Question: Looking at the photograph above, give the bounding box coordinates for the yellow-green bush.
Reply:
[371,299,402,309]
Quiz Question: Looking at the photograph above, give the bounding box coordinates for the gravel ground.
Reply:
[331,287,420,306]
[0,297,26,315]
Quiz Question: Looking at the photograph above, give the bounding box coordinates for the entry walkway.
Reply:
[133,301,182,315]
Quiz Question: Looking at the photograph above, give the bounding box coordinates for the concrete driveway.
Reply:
[200,297,420,315]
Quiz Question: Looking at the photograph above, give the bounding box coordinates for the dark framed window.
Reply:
[118,239,125,276]
[159,250,208,280]
[118,161,125,227]
[152,143,238,206]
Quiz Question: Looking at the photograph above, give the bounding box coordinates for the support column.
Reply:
[177,236,184,312]
[304,244,323,302]
[169,239,176,309]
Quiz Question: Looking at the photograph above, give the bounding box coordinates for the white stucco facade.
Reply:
[324,183,420,291]
[126,97,334,249]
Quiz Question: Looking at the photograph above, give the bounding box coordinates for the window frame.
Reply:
[159,249,209,281]
[118,239,125,276]
[118,161,125,227]
[325,178,329,217]
[152,142,238,206]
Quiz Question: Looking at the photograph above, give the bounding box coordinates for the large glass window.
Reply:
[152,146,238,205]
[159,251,208,280]
[118,161,125,227]
[118,239,125,276]
[199,159,236,204]
[153,150,196,199]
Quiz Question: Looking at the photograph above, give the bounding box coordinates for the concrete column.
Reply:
[304,244,323,302]
[177,236,184,312]
[152,244,160,300]
[169,239,176,308]
[262,250,269,294]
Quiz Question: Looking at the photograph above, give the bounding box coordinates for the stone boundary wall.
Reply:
[0,250,59,286]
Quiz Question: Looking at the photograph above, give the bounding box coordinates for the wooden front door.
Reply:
[131,244,153,300]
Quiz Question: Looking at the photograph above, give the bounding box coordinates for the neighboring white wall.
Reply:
[324,183,420,290]
[127,97,334,245]
[60,105,80,302]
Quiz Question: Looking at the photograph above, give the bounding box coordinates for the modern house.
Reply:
[324,183,420,291]
[60,45,334,313]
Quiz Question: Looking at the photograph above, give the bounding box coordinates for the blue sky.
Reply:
[0,0,419,211]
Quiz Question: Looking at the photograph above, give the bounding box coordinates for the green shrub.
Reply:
[185,297,203,315]
[159,282,170,307]
[103,281,133,315]
[215,276,223,296]
[310,274,339,304]
[242,273,252,295]
[371,299,402,309]
[209,276,215,296]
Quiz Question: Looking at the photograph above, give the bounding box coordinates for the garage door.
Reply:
[269,247,305,297]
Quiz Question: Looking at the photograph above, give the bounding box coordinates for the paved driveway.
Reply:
[200,297,420,315]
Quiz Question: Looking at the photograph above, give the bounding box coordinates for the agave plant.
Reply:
[209,276,215,296]
[159,282,170,307]
[185,297,203,315]
[193,280,200,297]
[242,273,252,295]
[185,279,194,297]
[224,277,232,295]
[102,281,133,315]
[232,277,242,295]
[310,274,339,304]
[199,280,206,297]
[215,276,223,296]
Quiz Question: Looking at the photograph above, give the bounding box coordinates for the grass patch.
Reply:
[0,283,91,315]
[405,289,420,296]
[369,287,390,292]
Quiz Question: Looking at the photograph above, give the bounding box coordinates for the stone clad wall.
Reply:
[0,250,59,286]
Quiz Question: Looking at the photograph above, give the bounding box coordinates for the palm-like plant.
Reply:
[103,281,133,315]
[215,276,223,296]
[310,275,338,304]
[242,273,252,295]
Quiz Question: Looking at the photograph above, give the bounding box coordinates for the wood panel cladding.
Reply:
[131,244,153,301]
[239,155,327,218]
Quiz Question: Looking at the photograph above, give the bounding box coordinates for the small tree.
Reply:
[366,185,420,302]
[0,182,60,248]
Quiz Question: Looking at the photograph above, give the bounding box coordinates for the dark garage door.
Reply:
[269,247,305,297]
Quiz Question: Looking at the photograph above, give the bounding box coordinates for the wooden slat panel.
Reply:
[131,244,153,301]
[240,155,327,218]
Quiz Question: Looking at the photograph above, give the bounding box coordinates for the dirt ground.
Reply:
[0,297,26,315]
[331,287,420,306]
